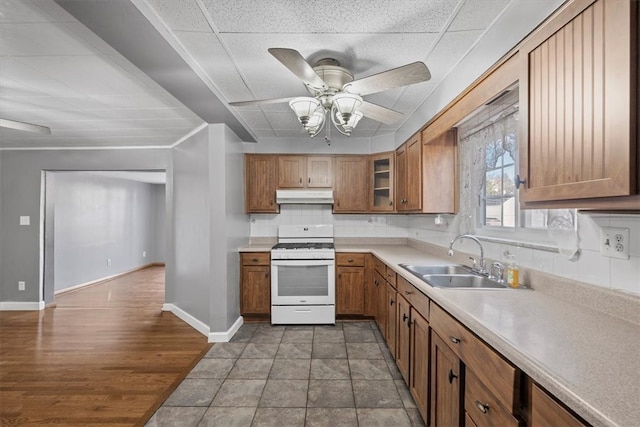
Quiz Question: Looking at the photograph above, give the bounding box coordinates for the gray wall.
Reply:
[171,127,211,324]
[152,184,166,263]
[0,149,169,302]
[51,172,161,293]
[169,124,249,333]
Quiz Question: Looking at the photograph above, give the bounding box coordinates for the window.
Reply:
[456,87,548,237]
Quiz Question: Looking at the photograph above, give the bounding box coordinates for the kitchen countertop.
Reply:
[239,242,640,426]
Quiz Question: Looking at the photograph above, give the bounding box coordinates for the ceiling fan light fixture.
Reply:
[289,97,321,125]
[341,110,363,134]
[304,107,326,137]
[332,93,363,125]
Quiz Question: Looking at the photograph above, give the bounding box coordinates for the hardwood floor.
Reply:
[0,266,211,426]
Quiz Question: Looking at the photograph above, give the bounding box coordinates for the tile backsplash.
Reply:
[250,205,408,238]
[250,207,640,296]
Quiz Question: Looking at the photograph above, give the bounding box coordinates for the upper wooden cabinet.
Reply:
[278,156,333,188]
[422,129,458,214]
[370,151,395,212]
[334,156,369,213]
[518,0,639,206]
[396,133,423,211]
[245,154,278,213]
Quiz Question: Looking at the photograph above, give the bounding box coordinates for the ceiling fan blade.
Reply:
[359,101,404,125]
[229,97,296,107]
[343,62,431,96]
[268,48,328,91]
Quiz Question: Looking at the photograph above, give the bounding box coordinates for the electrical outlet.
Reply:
[600,227,630,259]
[18,281,25,291]
[107,258,112,266]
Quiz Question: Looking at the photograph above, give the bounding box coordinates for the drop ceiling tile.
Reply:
[449,0,510,32]
[0,0,73,23]
[391,81,436,112]
[265,111,304,130]
[251,128,277,138]
[0,58,49,80]
[200,0,459,33]
[237,110,272,129]
[274,128,312,138]
[426,30,482,81]
[0,96,74,112]
[47,117,199,131]
[144,0,211,32]
[172,31,252,102]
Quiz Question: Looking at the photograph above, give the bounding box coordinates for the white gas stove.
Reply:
[270,225,336,325]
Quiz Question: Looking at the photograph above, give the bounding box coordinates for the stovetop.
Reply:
[272,242,335,250]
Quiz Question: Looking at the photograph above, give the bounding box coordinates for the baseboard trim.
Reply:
[0,301,45,311]
[209,316,244,343]
[162,303,210,337]
[55,263,161,295]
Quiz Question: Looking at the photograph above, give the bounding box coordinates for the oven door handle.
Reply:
[271,259,335,267]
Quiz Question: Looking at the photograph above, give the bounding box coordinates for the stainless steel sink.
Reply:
[422,274,508,289]
[399,263,510,289]
[400,264,472,276]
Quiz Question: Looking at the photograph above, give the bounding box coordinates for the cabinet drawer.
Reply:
[241,252,270,266]
[336,253,366,267]
[430,303,519,412]
[374,257,386,275]
[465,369,519,427]
[397,276,429,320]
[385,266,397,288]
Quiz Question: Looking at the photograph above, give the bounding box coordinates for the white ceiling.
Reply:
[0,0,563,149]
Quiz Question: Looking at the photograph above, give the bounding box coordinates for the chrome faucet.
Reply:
[448,234,487,274]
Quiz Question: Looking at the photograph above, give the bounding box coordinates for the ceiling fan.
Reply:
[229,48,431,139]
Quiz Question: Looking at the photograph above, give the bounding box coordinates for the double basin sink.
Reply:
[400,264,510,289]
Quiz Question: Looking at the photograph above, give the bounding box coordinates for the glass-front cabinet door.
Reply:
[370,151,395,212]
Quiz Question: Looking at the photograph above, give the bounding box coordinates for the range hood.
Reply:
[276,189,334,204]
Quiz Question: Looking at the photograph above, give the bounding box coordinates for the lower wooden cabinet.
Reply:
[386,283,398,359]
[374,270,387,336]
[240,253,271,315]
[396,294,411,383]
[336,253,367,316]
[336,266,365,315]
[410,307,430,423]
[530,383,586,427]
[431,331,463,427]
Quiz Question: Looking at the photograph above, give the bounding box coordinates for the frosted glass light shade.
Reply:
[332,93,363,124]
[289,97,321,125]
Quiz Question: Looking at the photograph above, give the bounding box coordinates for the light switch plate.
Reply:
[600,227,630,259]
[19,216,30,225]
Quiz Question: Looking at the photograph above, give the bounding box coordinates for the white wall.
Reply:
[151,184,166,263]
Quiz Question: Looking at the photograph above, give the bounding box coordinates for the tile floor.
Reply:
[146,321,426,427]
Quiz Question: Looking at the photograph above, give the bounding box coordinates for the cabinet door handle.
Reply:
[265,273,269,278]
[390,299,395,306]
[338,274,341,279]
[389,200,393,206]
[448,369,458,384]
[474,400,489,414]
[348,258,354,262]
[252,258,258,262]
[404,290,413,295]
[515,174,526,189]
[299,177,302,184]
[402,313,408,323]
[449,336,461,344]
[308,177,311,183]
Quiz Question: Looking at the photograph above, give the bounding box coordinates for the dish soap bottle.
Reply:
[506,254,519,288]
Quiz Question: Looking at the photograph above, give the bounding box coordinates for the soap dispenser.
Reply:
[505,254,519,288]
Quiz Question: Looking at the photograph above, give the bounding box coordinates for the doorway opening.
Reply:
[42,170,167,305]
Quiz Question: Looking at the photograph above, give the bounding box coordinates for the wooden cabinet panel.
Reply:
[336,266,365,315]
[386,283,397,359]
[307,156,333,188]
[430,303,519,412]
[336,253,366,267]
[410,308,430,424]
[278,156,306,188]
[519,0,638,203]
[334,156,369,212]
[396,294,411,384]
[406,134,423,210]
[385,266,397,288]
[240,264,271,315]
[241,252,270,266]
[397,276,429,320]
[374,257,386,275]
[465,369,519,427]
[370,151,395,211]
[396,143,407,211]
[465,412,479,427]
[531,383,586,427]
[245,155,278,213]
[422,129,457,214]
[363,255,376,317]
[374,270,387,336]
[431,332,463,427]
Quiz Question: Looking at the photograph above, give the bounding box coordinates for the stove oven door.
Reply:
[271,259,335,305]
